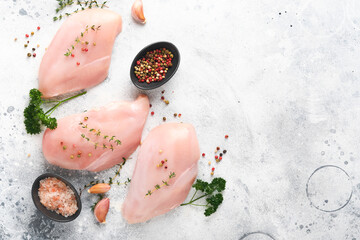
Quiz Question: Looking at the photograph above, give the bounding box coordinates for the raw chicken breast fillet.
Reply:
[42,95,149,172]
[122,123,200,223]
[39,9,122,98]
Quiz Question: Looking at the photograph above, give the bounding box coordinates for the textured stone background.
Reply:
[1,0,360,239]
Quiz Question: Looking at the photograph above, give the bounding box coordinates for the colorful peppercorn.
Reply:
[37,26,40,30]
[225,135,229,139]
[202,153,205,157]
[134,48,174,84]
[151,111,154,116]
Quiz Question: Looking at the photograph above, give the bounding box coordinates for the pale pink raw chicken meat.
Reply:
[42,95,149,172]
[39,9,122,98]
[122,123,200,223]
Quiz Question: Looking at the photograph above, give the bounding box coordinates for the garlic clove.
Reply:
[131,0,146,24]
[88,183,111,194]
[94,198,110,223]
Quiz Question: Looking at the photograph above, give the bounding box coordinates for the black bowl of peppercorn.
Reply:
[130,41,180,90]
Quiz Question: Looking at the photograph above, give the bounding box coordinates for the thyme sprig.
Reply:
[79,120,121,151]
[54,0,108,21]
[79,157,127,196]
[64,25,101,57]
[145,172,176,197]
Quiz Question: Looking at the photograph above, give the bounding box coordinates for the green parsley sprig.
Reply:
[23,88,86,135]
[181,177,226,216]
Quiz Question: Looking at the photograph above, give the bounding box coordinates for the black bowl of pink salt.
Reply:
[31,173,82,222]
[130,41,180,90]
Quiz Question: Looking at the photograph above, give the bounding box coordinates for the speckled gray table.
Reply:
[1,0,360,239]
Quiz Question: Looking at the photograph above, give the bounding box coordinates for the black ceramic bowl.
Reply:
[31,173,82,222]
[130,41,180,90]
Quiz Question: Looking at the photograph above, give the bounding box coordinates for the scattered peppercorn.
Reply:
[32,48,35,51]
[163,117,166,121]
[219,153,223,157]
[164,100,169,105]
[174,113,177,117]
[216,146,220,151]
[223,150,227,154]
[219,157,222,161]
[225,135,229,139]
[208,161,211,165]
[88,153,92,157]
[84,116,88,121]
[77,62,80,66]
[151,111,154,116]
[202,153,205,157]
[24,44,28,48]
[178,114,182,117]
[149,104,152,108]
[165,166,168,169]
[161,96,165,100]
[212,167,215,172]
[161,90,165,94]
[70,155,74,159]
[37,26,40,30]
[33,53,36,57]
[31,32,34,36]
[211,172,214,176]
[134,48,173,84]
[25,34,29,38]
[215,155,218,159]
[14,38,17,41]
[37,44,40,48]
[62,146,67,150]
[27,53,31,57]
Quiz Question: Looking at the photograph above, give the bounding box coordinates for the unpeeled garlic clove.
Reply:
[131,0,146,24]
[94,198,110,223]
[88,183,111,194]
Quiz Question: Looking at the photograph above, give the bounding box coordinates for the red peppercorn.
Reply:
[151,111,154,116]
[161,160,165,164]
[212,167,215,172]
[215,155,218,159]
[178,114,182,117]
[71,54,75,57]
[25,34,29,38]
[37,26,40,30]
[225,135,229,139]
[85,48,88,52]
[161,96,165,100]
[32,53,36,57]
[219,157,222,160]
[77,62,80,66]
[202,153,205,157]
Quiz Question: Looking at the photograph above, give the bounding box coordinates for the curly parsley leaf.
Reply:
[181,177,226,217]
[23,88,86,134]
